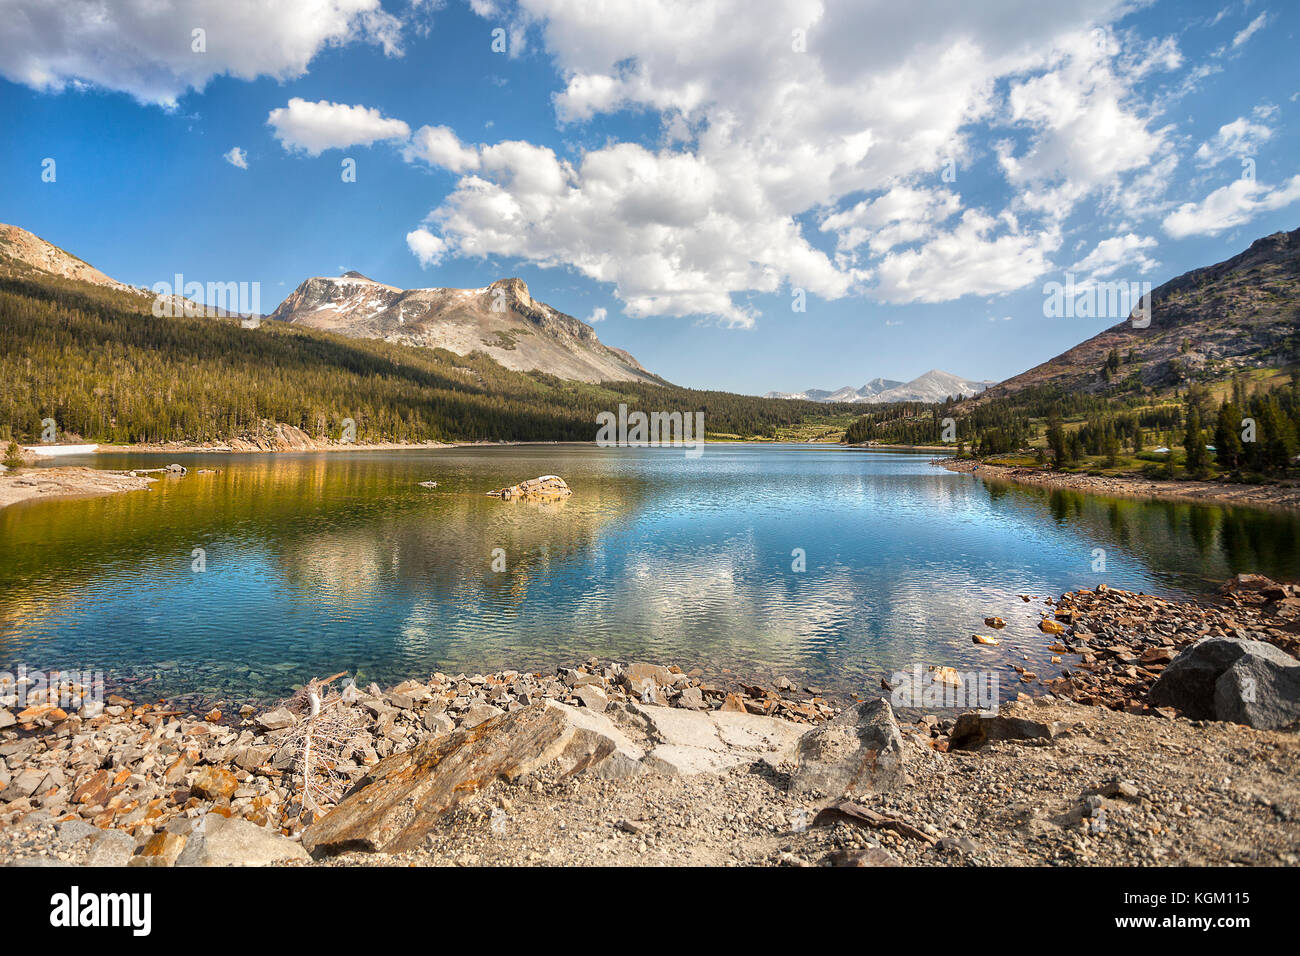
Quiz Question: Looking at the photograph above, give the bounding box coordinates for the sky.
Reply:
[0,0,1297,395]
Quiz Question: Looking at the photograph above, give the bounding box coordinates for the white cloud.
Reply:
[586,307,607,323]
[268,98,410,156]
[872,210,1060,304]
[419,138,859,327]
[403,0,1175,322]
[1070,233,1159,277]
[1162,175,1300,239]
[223,146,248,169]
[406,228,448,267]
[0,0,402,107]
[1194,115,1273,166]
[403,125,482,172]
[995,29,1178,220]
[1232,12,1269,49]
[820,185,961,254]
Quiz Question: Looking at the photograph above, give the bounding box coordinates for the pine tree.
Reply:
[1213,401,1243,471]
[1184,404,1208,478]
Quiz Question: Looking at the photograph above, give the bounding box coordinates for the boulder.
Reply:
[789,698,908,798]
[175,815,311,866]
[624,662,676,686]
[422,711,454,735]
[574,684,609,713]
[191,766,239,800]
[947,712,1056,750]
[486,475,572,501]
[256,707,296,732]
[1214,648,1300,731]
[463,703,504,728]
[129,831,187,867]
[621,702,807,776]
[302,700,643,856]
[1149,636,1300,729]
[84,829,136,867]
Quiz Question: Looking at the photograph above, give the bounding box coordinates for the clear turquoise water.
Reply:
[1,445,1296,706]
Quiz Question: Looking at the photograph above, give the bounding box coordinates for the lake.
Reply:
[1,444,1297,708]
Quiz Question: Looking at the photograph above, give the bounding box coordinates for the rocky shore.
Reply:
[0,466,157,511]
[1,577,1297,867]
[938,457,1300,510]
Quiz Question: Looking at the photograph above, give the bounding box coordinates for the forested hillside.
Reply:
[0,272,848,445]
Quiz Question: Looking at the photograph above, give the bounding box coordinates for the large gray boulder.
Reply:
[1149,636,1300,730]
[1214,649,1300,730]
[789,697,908,798]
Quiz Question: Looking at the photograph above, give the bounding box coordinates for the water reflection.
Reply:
[0,446,1296,702]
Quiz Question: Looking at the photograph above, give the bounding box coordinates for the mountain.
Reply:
[767,371,991,404]
[974,226,1300,406]
[2,248,844,447]
[270,273,656,384]
[0,223,138,293]
[0,222,657,385]
[765,378,903,402]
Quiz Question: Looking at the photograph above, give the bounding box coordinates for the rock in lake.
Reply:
[486,475,572,501]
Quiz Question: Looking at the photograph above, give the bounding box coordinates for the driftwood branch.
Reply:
[811,799,938,845]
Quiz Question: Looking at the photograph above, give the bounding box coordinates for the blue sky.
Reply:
[1,0,1297,394]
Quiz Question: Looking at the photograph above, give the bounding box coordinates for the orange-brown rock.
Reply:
[303,699,642,856]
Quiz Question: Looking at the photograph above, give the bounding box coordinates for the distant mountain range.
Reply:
[766,369,995,404]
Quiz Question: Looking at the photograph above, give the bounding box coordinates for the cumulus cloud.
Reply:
[995,29,1178,219]
[586,307,607,323]
[403,125,482,172]
[872,211,1060,304]
[0,0,402,107]
[406,228,447,267]
[417,138,858,327]
[268,98,411,156]
[223,146,248,169]
[820,185,962,254]
[1162,175,1300,239]
[398,0,1187,321]
[1070,233,1159,277]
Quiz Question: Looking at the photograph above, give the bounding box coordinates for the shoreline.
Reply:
[92,439,460,455]
[937,456,1300,511]
[0,466,157,511]
[1,576,1296,866]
